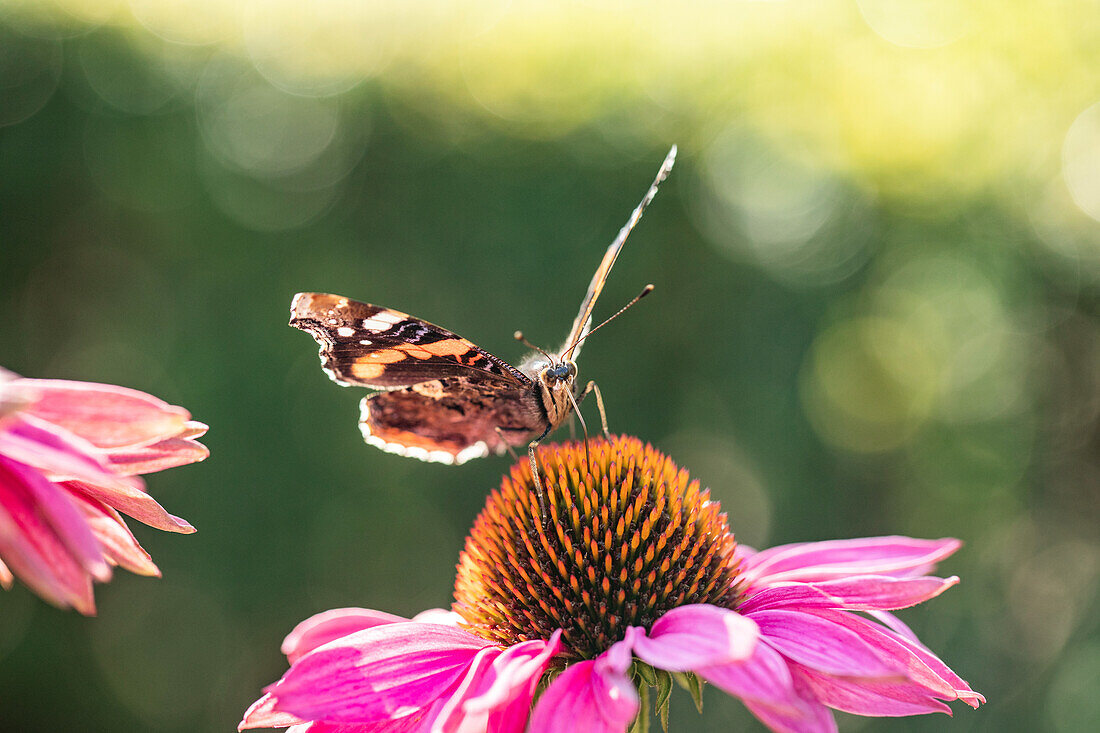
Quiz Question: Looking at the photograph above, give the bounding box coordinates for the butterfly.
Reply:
[290,146,676,487]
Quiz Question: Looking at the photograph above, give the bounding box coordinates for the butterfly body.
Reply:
[290,146,676,468]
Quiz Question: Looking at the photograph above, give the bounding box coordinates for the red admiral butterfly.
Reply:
[290,147,676,500]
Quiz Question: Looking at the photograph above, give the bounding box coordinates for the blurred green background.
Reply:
[1,1,1099,731]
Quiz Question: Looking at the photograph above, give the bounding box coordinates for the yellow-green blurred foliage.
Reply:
[1,1,1098,731]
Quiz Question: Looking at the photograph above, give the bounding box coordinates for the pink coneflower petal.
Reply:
[267,623,493,723]
[0,457,110,581]
[283,608,413,663]
[750,610,903,678]
[742,675,838,733]
[15,378,192,450]
[286,718,427,733]
[866,610,921,643]
[834,612,983,708]
[0,415,128,490]
[799,610,972,702]
[695,642,796,708]
[740,575,960,613]
[70,493,159,577]
[101,434,210,476]
[430,636,558,733]
[528,644,638,733]
[0,458,102,613]
[62,479,195,533]
[241,693,307,730]
[740,537,961,585]
[792,663,952,716]
[457,633,561,715]
[625,604,758,670]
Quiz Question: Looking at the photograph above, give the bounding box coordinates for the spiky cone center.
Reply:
[453,435,743,661]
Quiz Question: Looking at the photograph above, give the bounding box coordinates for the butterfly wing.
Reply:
[290,292,544,464]
[290,292,529,389]
[360,377,544,465]
[561,145,676,360]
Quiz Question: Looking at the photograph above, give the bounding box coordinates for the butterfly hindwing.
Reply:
[290,293,529,390]
[360,377,544,464]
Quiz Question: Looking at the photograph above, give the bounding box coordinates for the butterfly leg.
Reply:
[494,426,521,462]
[528,425,553,521]
[564,388,594,479]
[578,381,611,438]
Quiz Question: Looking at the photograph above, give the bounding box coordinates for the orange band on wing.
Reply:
[420,338,474,356]
[365,349,408,363]
[350,362,387,379]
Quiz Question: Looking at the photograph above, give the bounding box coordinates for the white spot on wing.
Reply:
[321,366,351,387]
[359,339,373,345]
[362,311,402,331]
[336,326,355,337]
[455,442,490,464]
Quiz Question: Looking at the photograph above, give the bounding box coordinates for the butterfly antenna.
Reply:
[514,331,556,364]
[563,284,654,361]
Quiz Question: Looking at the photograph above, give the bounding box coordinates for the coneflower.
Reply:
[242,436,981,733]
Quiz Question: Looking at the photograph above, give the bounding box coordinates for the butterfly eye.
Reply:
[545,364,572,381]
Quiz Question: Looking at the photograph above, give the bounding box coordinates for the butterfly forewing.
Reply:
[561,145,676,359]
[290,293,529,389]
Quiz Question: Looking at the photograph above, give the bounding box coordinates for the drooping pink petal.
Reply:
[423,645,502,733]
[741,575,959,614]
[240,693,307,730]
[447,632,561,733]
[741,675,838,733]
[62,479,195,533]
[825,611,984,708]
[283,608,412,663]
[0,459,102,613]
[15,378,192,450]
[697,641,795,708]
[627,604,758,671]
[178,421,208,440]
[792,662,953,716]
[750,610,902,678]
[528,647,639,733]
[740,537,961,585]
[0,415,129,491]
[866,610,921,643]
[101,435,210,476]
[266,623,494,723]
[70,492,159,576]
[288,717,428,732]
[0,457,109,581]
[799,610,968,701]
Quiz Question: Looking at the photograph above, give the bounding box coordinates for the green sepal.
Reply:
[654,669,673,732]
[635,660,659,687]
[672,671,705,713]
[628,682,650,733]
